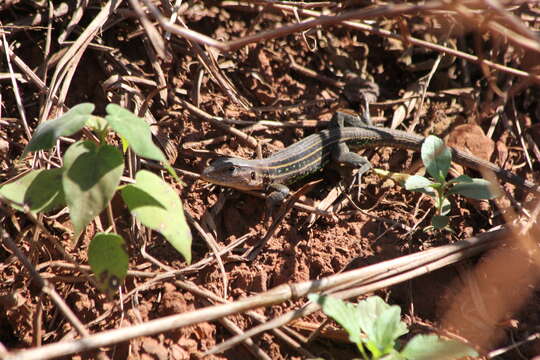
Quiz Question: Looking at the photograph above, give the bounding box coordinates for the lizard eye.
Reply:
[250,171,256,180]
[228,166,235,173]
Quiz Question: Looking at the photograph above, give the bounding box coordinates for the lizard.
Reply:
[201,112,539,201]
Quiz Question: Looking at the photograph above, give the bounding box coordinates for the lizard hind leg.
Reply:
[331,143,372,201]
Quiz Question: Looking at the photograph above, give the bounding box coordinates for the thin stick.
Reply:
[207,229,501,355]
[177,98,259,148]
[236,1,540,83]
[1,27,32,139]
[2,227,504,360]
[1,231,90,338]
[141,0,540,83]
[185,212,229,299]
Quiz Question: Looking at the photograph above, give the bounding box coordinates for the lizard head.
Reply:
[201,158,265,191]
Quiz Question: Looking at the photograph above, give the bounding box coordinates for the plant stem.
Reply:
[357,342,370,360]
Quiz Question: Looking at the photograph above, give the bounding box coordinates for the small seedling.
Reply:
[309,294,478,360]
[375,135,498,230]
[0,103,192,294]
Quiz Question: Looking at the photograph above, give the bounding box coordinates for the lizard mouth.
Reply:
[200,168,261,191]
[200,168,225,186]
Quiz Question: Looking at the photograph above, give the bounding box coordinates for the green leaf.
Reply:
[23,103,95,156]
[308,294,364,345]
[440,197,451,216]
[421,136,452,182]
[85,116,109,133]
[404,175,436,196]
[448,178,499,199]
[104,104,166,163]
[401,334,478,360]
[86,116,110,142]
[311,295,410,357]
[372,306,409,354]
[447,175,473,185]
[355,296,393,337]
[88,233,129,295]
[62,141,124,238]
[381,352,405,360]
[357,297,408,347]
[121,170,192,263]
[432,215,449,229]
[0,168,65,213]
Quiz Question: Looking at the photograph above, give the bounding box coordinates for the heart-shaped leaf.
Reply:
[104,104,166,163]
[23,103,95,156]
[0,168,65,213]
[121,170,192,263]
[62,141,124,238]
[88,233,129,295]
